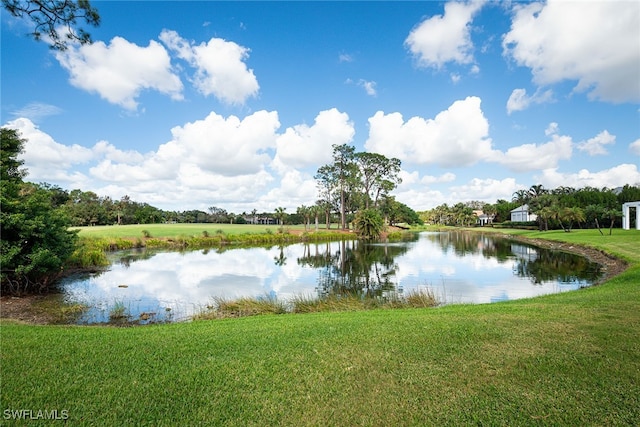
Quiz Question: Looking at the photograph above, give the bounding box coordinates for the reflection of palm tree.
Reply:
[274,246,287,266]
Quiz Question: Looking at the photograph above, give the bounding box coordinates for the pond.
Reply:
[57,231,602,324]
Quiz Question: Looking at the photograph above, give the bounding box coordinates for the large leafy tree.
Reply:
[1,128,78,294]
[316,145,403,230]
[2,0,100,50]
[315,144,358,230]
[332,144,358,229]
[63,189,107,226]
[379,196,422,226]
[355,152,402,209]
[618,184,640,204]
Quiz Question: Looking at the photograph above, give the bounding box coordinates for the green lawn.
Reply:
[72,223,311,238]
[2,229,639,425]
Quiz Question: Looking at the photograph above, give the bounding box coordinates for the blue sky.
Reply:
[2,1,639,213]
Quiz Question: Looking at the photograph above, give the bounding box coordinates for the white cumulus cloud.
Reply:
[630,139,640,156]
[405,0,485,69]
[365,96,493,167]
[450,177,521,203]
[491,134,573,172]
[503,0,640,103]
[168,110,280,176]
[55,37,183,111]
[537,164,640,189]
[577,130,616,156]
[258,169,318,211]
[92,140,146,164]
[4,118,93,182]
[160,29,259,105]
[90,110,280,187]
[506,87,554,114]
[421,172,456,185]
[274,108,354,170]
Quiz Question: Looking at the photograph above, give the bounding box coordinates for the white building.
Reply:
[622,201,640,230]
[510,204,537,222]
[473,210,494,226]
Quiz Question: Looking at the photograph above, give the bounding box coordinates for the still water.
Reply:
[58,231,602,323]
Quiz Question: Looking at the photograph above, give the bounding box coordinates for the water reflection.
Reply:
[298,239,412,299]
[57,232,601,323]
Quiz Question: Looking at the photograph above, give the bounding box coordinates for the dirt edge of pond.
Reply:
[1,233,629,325]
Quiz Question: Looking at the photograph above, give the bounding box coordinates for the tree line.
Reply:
[39,143,422,237]
[419,184,640,233]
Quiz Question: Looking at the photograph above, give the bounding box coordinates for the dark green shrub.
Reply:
[354,209,384,240]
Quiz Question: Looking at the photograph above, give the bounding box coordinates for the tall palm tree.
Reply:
[563,207,585,232]
[275,207,286,226]
[536,207,554,231]
[527,184,547,200]
[297,205,310,230]
[549,205,567,231]
[605,209,621,235]
[512,189,529,205]
[309,204,320,231]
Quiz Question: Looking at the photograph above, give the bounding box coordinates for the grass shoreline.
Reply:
[2,228,639,425]
[67,223,359,270]
[10,226,629,325]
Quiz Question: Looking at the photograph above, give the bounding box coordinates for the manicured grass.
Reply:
[72,223,311,238]
[67,223,353,267]
[2,229,639,425]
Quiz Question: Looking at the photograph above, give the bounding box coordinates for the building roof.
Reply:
[510,204,530,213]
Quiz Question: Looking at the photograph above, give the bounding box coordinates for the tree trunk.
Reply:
[340,189,346,229]
[594,218,604,235]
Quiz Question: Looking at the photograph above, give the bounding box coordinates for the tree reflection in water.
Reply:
[297,236,417,300]
[418,231,601,286]
[297,232,601,301]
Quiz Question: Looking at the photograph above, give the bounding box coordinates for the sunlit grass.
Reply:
[70,223,354,256]
[71,223,333,238]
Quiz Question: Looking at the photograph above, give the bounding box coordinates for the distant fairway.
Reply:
[72,223,313,239]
